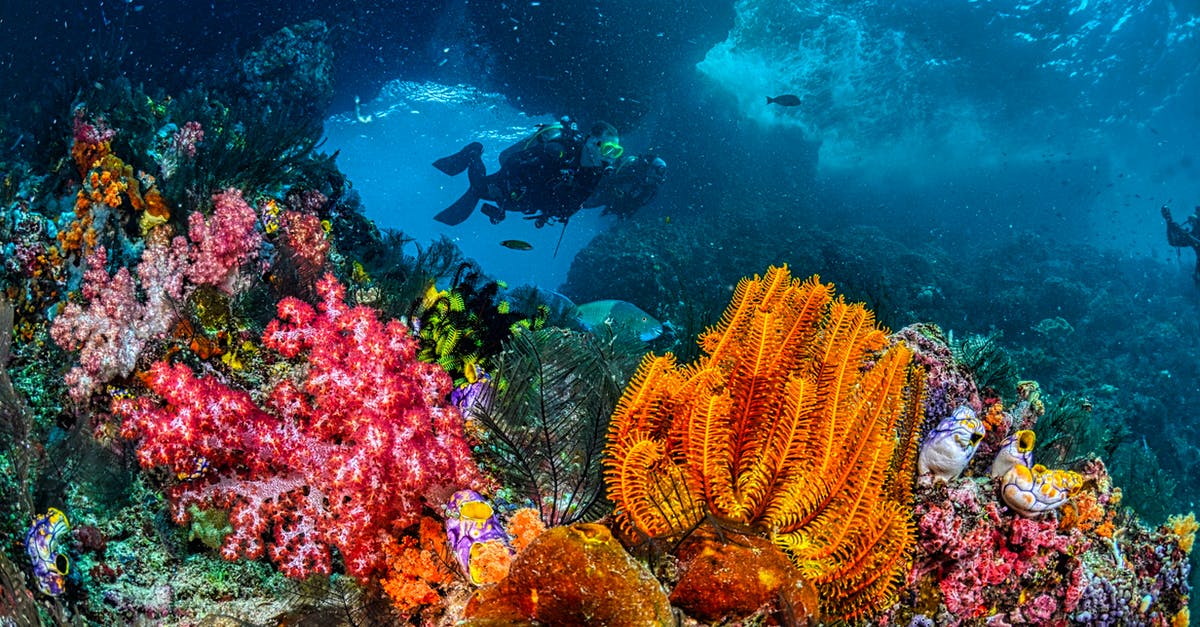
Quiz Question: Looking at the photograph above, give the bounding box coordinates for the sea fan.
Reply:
[470,327,624,526]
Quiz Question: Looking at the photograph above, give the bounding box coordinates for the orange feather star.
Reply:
[604,265,925,619]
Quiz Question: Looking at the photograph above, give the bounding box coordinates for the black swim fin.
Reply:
[434,188,482,225]
[433,142,484,176]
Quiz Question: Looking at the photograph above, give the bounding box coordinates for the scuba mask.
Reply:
[599,140,623,161]
[584,135,623,167]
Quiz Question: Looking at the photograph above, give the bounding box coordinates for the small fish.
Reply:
[500,239,533,251]
[767,94,802,107]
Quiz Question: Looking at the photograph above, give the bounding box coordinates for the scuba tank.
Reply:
[498,116,577,167]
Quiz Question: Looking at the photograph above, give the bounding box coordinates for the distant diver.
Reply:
[353,96,373,123]
[767,94,802,107]
[582,153,667,219]
[433,117,623,228]
[1162,204,1200,285]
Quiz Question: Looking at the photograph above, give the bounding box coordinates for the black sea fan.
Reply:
[953,331,1019,401]
[470,327,624,526]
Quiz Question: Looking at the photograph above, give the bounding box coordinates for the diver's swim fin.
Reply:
[433,141,484,176]
[434,189,482,225]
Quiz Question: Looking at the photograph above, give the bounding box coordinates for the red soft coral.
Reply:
[115,273,484,579]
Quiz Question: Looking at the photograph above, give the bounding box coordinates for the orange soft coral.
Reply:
[1167,512,1198,553]
[380,517,457,614]
[505,507,546,554]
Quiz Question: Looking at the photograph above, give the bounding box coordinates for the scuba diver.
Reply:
[582,153,667,219]
[1161,204,1200,285]
[432,118,623,228]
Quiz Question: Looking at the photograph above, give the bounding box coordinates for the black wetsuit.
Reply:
[479,131,605,226]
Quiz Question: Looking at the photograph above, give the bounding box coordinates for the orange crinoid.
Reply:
[604,265,925,619]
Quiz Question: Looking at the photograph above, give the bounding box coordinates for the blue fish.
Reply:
[576,300,664,343]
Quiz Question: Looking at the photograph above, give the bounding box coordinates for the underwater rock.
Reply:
[238,20,334,120]
[668,530,818,624]
[462,523,672,626]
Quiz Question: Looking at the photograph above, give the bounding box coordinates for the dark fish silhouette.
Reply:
[767,94,802,107]
[500,239,533,251]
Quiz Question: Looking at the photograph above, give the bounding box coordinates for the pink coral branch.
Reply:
[187,189,262,294]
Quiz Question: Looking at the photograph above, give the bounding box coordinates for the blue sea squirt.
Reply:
[990,429,1036,479]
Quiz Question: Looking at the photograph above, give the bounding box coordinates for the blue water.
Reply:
[312,0,1198,288]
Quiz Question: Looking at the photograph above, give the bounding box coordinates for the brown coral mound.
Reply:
[669,529,818,624]
[462,523,673,626]
[604,266,925,619]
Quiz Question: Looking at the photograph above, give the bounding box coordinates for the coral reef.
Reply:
[605,266,925,620]
[4,23,1199,624]
[893,456,1191,625]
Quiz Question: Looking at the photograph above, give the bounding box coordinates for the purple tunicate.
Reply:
[444,489,511,584]
[25,507,70,596]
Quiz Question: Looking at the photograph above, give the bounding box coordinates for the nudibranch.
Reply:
[25,507,70,596]
[1000,463,1083,517]
[918,405,985,482]
[444,490,511,584]
[990,430,1036,479]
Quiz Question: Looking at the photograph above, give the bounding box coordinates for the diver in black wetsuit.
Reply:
[1162,204,1200,285]
[432,118,622,228]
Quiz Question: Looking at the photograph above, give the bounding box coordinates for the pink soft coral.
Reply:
[51,232,190,401]
[115,274,484,579]
[187,189,262,293]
